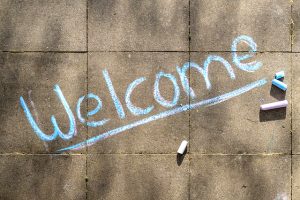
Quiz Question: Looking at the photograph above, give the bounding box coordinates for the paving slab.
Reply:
[292,0,300,52]
[0,155,86,200]
[292,53,300,153]
[190,155,291,200]
[0,0,86,51]
[190,53,291,154]
[190,0,291,51]
[292,155,300,199]
[0,53,87,153]
[88,0,189,51]
[87,52,189,153]
[87,154,189,200]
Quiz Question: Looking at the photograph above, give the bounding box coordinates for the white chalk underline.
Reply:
[57,78,267,152]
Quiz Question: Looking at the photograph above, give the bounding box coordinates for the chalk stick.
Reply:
[260,100,288,110]
[177,140,188,154]
[272,79,287,91]
[275,71,285,79]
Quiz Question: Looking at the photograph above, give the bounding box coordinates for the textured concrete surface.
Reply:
[293,0,300,52]
[0,0,298,199]
[0,0,86,51]
[88,52,189,153]
[0,155,86,199]
[190,53,291,154]
[190,0,290,51]
[88,0,189,51]
[293,155,300,200]
[87,154,189,200]
[0,53,87,153]
[293,54,300,153]
[190,155,290,200]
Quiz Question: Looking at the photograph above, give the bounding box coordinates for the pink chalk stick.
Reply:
[260,100,288,110]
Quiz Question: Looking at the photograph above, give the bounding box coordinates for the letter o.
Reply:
[153,71,180,108]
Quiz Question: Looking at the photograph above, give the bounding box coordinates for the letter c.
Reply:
[125,77,154,116]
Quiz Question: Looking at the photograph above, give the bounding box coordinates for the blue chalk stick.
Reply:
[272,79,287,91]
[275,71,285,79]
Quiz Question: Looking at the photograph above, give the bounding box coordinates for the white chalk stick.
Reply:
[260,100,288,110]
[177,140,188,154]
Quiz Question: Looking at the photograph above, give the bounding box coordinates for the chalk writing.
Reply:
[77,93,110,127]
[20,85,77,141]
[103,69,126,119]
[154,71,180,108]
[57,79,267,152]
[19,35,267,152]
[177,56,235,100]
[232,35,262,72]
[125,77,154,116]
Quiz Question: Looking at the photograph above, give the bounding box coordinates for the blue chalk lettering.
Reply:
[20,84,76,141]
[203,55,236,89]
[154,71,180,108]
[177,56,235,100]
[231,35,262,72]
[103,69,126,119]
[57,78,267,152]
[20,34,266,151]
[87,94,102,117]
[125,77,154,116]
[76,93,110,127]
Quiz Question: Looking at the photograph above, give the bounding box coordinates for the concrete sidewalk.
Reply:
[0,0,298,199]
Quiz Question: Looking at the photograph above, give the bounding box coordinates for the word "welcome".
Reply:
[19,35,267,152]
